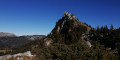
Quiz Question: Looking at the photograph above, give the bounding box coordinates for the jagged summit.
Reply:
[51,12,79,34]
[50,12,90,34]
[48,12,91,44]
[63,12,78,21]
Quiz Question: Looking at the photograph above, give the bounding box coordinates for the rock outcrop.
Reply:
[0,51,36,60]
[48,12,92,46]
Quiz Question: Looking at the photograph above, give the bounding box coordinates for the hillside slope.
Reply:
[1,12,119,60]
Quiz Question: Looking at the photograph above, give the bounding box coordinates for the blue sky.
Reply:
[0,0,120,36]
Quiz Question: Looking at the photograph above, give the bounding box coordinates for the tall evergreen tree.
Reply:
[110,24,114,30]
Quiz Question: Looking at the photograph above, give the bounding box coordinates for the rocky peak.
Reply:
[49,12,91,44]
[63,11,78,21]
[51,12,89,34]
[51,12,79,33]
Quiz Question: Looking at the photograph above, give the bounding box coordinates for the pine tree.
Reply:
[104,25,109,35]
[110,24,114,31]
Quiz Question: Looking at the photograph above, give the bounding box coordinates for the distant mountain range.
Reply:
[0,32,46,48]
[0,32,16,37]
